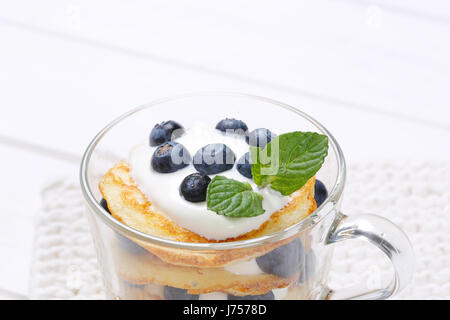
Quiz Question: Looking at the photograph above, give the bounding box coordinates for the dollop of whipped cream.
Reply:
[128,123,291,240]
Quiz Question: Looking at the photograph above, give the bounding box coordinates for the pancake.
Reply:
[113,241,298,296]
[99,160,317,267]
[116,277,310,300]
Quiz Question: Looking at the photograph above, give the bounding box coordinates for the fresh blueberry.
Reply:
[162,120,184,136]
[256,238,305,278]
[164,286,199,300]
[180,173,211,202]
[236,152,253,178]
[100,198,110,214]
[228,291,274,300]
[299,250,316,283]
[193,143,236,175]
[314,179,328,207]
[246,128,275,148]
[215,118,248,135]
[151,142,191,173]
[149,120,184,146]
[100,198,147,255]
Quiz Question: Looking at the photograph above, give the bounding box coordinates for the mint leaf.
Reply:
[251,132,328,196]
[206,176,265,217]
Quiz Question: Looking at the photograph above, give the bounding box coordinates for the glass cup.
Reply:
[80,93,414,300]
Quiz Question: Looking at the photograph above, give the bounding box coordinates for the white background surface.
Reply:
[0,0,449,298]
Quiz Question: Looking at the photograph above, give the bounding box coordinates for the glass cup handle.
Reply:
[325,213,414,300]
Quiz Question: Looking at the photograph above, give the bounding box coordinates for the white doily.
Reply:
[328,161,450,300]
[29,161,450,299]
[30,178,104,299]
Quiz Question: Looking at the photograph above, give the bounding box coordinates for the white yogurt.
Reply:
[223,259,263,275]
[128,123,291,240]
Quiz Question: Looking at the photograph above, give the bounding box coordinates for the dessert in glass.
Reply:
[80,93,414,300]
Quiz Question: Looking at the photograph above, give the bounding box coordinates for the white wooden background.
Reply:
[0,0,449,298]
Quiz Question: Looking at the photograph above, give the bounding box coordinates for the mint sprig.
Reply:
[206,176,265,218]
[251,132,328,196]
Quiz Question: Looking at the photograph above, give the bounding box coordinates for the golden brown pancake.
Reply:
[112,242,298,296]
[116,275,311,300]
[99,160,316,267]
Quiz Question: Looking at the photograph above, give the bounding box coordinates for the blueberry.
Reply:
[151,142,191,173]
[164,286,199,300]
[180,173,211,202]
[314,179,328,207]
[228,291,274,300]
[299,250,316,283]
[246,128,275,148]
[237,152,252,179]
[149,120,184,146]
[100,199,147,255]
[215,118,248,135]
[193,143,236,175]
[100,198,110,214]
[162,120,184,136]
[256,238,305,278]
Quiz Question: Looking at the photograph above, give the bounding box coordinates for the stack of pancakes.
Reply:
[100,161,318,299]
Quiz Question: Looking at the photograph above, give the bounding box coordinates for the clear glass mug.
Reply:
[80,93,414,300]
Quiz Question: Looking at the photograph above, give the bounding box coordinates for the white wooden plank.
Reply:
[346,0,450,22]
[0,0,449,128]
[0,26,449,162]
[0,144,76,296]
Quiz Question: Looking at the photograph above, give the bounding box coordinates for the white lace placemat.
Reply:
[30,178,105,299]
[29,161,450,299]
